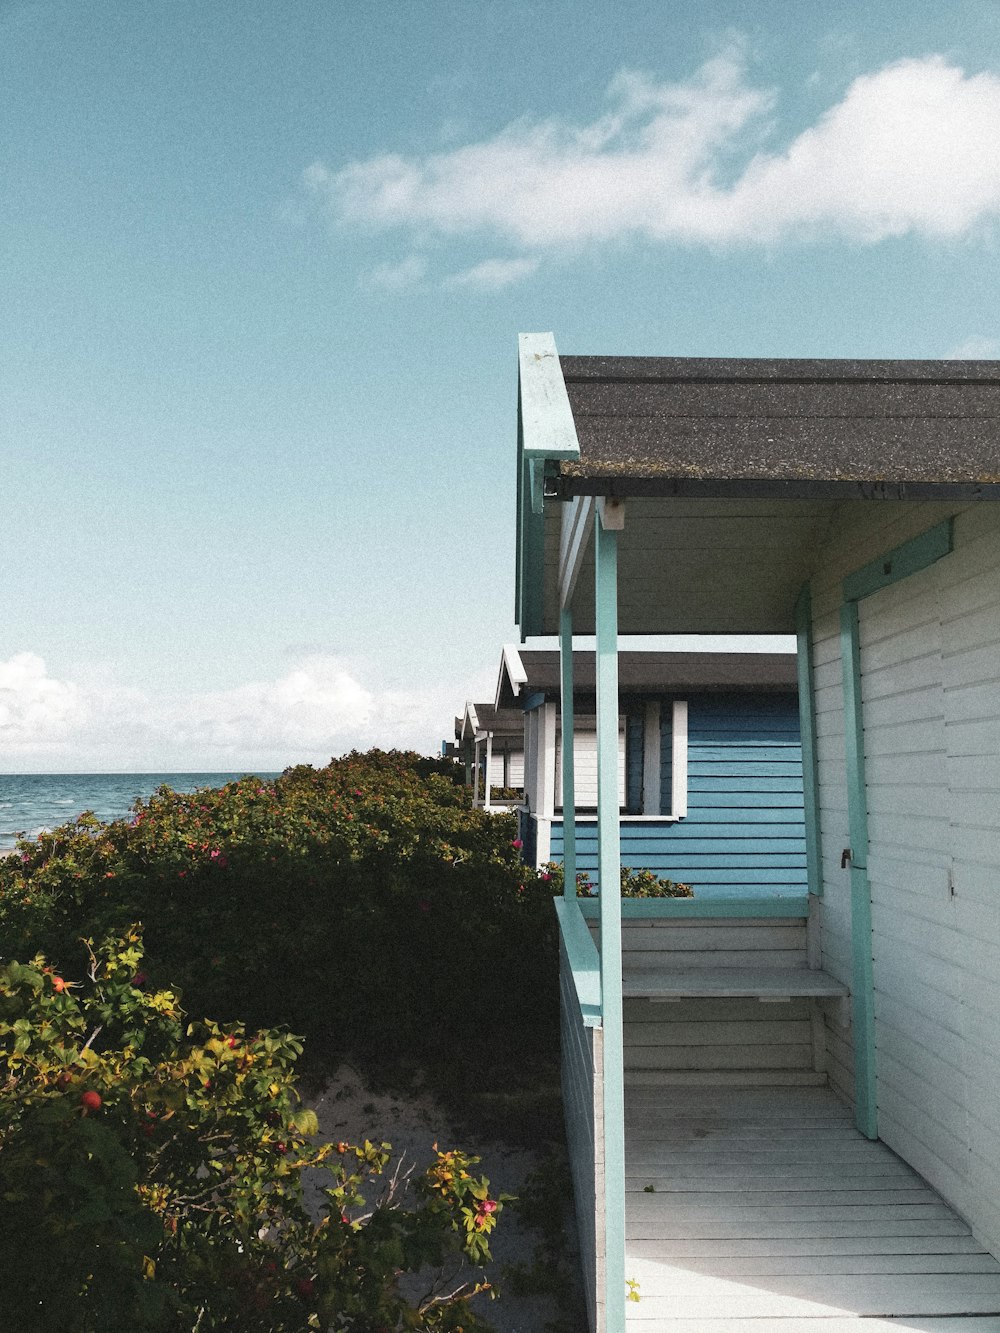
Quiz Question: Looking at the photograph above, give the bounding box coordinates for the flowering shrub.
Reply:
[0,753,560,1126]
[539,862,693,898]
[0,930,507,1331]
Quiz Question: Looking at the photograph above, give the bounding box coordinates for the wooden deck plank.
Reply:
[623,1084,1000,1328]
[625,1177,927,1193]
[627,1253,1000,1276]
[626,1295,1000,1327]
[626,1235,988,1257]
[625,1316,1000,1329]
[625,1189,941,1207]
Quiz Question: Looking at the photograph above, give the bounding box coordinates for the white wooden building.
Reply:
[516,335,1000,1331]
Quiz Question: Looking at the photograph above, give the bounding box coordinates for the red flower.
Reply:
[511,838,523,849]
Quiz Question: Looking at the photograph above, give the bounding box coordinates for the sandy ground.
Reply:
[302,1063,580,1333]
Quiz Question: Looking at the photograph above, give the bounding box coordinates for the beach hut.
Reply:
[496,643,804,880]
[454,700,525,809]
[516,334,1000,1330]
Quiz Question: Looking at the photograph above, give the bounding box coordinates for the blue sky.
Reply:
[3,0,1000,770]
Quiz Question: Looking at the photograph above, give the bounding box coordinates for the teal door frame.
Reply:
[839,519,953,1141]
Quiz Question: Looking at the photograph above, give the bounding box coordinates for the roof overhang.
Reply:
[516,339,1000,637]
[495,645,798,710]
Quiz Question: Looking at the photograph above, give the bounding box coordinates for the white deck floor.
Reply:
[624,1085,1000,1330]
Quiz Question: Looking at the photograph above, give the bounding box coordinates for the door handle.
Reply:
[841,848,852,869]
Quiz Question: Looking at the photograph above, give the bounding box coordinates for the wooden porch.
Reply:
[624,1083,1000,1329]
[559,898,1000,1330]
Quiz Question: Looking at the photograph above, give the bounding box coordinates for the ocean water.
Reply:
[0,773,279,851]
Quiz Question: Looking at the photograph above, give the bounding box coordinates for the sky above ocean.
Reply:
[4,1,1000,771]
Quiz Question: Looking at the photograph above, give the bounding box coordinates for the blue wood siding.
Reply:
[550,692,805,899]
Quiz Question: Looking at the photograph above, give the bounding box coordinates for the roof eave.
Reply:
[550,474,1000,502]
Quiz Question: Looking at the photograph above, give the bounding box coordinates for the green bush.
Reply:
[0,753,560,1089]
[539,862,693,898]
[0,930,507,1332]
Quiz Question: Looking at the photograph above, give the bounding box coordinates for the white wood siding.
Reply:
[556,716,627,808]
[808,501,1000,1256]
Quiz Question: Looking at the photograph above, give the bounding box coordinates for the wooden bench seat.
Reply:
[623,966,849,1002]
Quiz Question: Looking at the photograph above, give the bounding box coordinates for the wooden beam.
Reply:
[560,495,595,608]
[597,496,625,530]
[518,332,581,518]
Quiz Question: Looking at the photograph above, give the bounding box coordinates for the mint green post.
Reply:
[840,599,878,1140]
[595,514,626,1330]
[795,583,823,897]
[559,606,577,899]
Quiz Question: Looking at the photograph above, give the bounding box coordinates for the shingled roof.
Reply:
[554,357,1000,499]
[495,648,797,711]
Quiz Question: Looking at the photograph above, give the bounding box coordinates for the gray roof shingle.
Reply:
[557,357,1000,496]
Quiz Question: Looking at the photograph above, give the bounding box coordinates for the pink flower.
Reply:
[478,1198,498,1215]
[209,849,228,868]
[511,839,523,850]
[541,872,552,882]
[131,972,147,987]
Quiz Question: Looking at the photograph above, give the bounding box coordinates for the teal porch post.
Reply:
[840,599,878,1140]
[559,607,577,899]
[595,513,625,1330]
[795,583,823,897]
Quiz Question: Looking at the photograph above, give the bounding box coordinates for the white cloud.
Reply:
[0,653,85,749]
[0,653,475,771]
[944,335,1000,359]
[364,254,427,289]
[306,52,1000,260]
[443,256,539,289]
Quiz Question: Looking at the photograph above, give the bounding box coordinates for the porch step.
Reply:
[623,966,848,1001]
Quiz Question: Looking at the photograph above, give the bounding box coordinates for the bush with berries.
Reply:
[0,929,508,1332]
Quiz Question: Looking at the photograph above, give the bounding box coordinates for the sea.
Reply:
[0,773,280,852]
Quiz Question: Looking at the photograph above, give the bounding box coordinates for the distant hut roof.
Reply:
[495,646,797,711]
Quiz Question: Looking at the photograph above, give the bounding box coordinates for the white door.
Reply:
[858,561,970,1205]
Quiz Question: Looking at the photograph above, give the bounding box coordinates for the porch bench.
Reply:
[623,966,849,1002]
